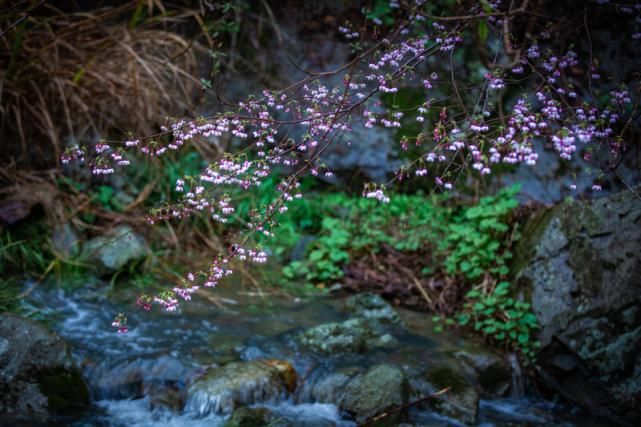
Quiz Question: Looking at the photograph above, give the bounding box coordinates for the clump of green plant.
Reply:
[264,183,538,359]
[284,216,351,282]
[279,186,519,285]
[442,185,520,279]
[280,191,440,283]
[457,281,540,362]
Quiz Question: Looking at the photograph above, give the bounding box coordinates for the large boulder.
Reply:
[81,225,148,274]
[513,186,641,424]
[0,314,89,421]
[185,360,297,416]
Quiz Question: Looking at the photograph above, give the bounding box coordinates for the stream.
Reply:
[24,280,601,426]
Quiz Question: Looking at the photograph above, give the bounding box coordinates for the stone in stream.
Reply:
[420,363,480,424]
[513,185,641,424]
[344,292,404,326]
[185,360,297,416]
[81,225,149,274]
[0,314,89,421]
[452,346,512,397]
[340,364,410,426]
[87,355,192,402]
[297,318,397,354]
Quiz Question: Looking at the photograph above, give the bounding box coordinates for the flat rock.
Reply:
[297,318,397,354]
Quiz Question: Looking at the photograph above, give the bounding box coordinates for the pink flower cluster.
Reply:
[60,1,634,332]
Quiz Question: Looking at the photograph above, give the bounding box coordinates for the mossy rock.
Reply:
[513,186,641,423]
[340,364,410,426]
[297,318,397,354]
[0,314,89,419]
[185,360,297,416]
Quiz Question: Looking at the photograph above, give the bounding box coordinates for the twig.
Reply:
[402,0,529,21]
[613,169,641,202]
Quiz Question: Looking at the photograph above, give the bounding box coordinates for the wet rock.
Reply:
[81,225,148,274]
[185,360,297,416]
[149,386,184,413]
[224,406,291,427]
[51,223,81,258]
[297,318,397,354]
[344,293,403,326]
[0,314,89,420]
[513,185,641,424]
[88,355,192,401]
[340,364,410,425]
[298,367,361,404]
[422,364,479,424]
[453,346,512,397]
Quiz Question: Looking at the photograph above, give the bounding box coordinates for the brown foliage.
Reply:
[0,2,199,168]
[344,245,464,315]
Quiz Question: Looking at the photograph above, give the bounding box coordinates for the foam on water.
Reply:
[86,398,350,427]
[93,397,226,427]
[25,282,595,426]
[266,402,355,426]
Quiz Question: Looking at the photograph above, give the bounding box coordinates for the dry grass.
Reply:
[0,2,199,168]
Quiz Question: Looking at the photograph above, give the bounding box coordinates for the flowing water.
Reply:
[24,280,599,426]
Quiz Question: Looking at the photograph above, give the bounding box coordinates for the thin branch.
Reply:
[407,0,529,22]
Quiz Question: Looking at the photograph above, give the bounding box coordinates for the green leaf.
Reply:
[466,289,481,298]
[308,250,324,262]
[457,314,471,325]
[518,332,530,344]
[478,21,489,44]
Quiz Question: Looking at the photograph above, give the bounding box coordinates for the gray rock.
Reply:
[513,185,641,424]
[453,346,512,397]
[51,223,81,258]
[297,366,362,404]
[297,318,397,354]
[322,121,400,183]
[345,293,403,326]
[422,364,479,424]
[340,364,410,425]
[81,225,148,273]
[88,355,192,401]
[0,314,89,420]
[185,360,297,416]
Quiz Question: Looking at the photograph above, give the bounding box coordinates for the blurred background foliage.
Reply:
[1,0,639,357]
